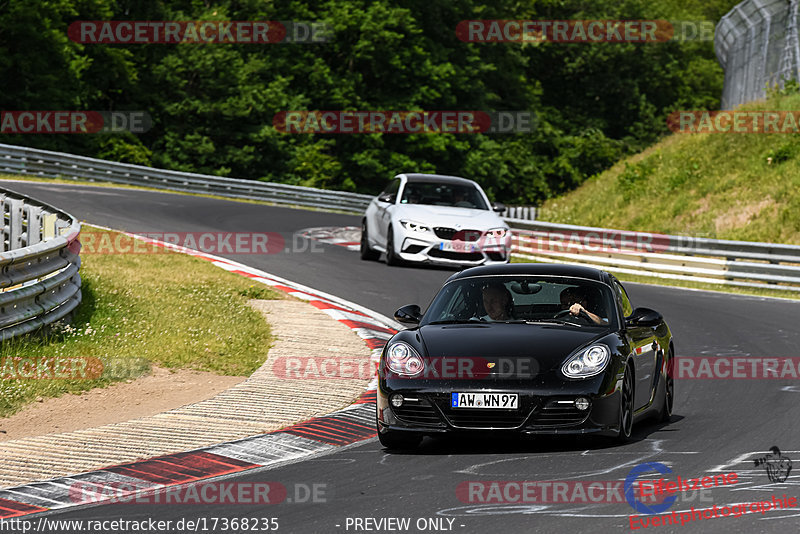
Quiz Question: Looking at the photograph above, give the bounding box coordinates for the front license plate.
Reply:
[451,393,518,409]
[440,241,479,252]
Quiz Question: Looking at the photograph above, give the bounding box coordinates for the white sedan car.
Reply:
[360,173,512,266]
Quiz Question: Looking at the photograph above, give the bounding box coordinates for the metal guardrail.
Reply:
[0,143,373,214]
[505,206,537,220]
[1,143,797,293]
[0,188,82,340]
[508,219,800,292]
[0,143,540,220]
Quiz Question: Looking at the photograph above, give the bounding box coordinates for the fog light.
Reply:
[574,397,590,411]
[390,394,404,408]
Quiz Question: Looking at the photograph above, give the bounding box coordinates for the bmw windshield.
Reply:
[399,182,489,210]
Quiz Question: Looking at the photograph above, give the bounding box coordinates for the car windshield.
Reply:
[399,182,488,210]
[421,276,617,328]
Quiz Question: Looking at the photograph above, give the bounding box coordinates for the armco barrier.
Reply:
[1,143,798,293]
[0,143,373,214]
[508,218,800,292]
[0,188,82,340]
[0,143,537,219]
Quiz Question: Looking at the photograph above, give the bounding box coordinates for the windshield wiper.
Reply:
[525,318,584,327]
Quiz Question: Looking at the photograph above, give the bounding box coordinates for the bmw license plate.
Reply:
[451,393,518,409]
[440,241,479,252]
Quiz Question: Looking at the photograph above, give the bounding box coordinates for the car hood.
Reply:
[392,204,506,230]
[418,323,607,372]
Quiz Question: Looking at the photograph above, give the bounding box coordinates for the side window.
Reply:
[612,280,633,317]
[381,179,401,202]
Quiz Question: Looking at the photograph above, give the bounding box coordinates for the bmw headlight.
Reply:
[562,344,610,378]
[385,342,425,376]
[486,227,509,238]
[399,220,431,233]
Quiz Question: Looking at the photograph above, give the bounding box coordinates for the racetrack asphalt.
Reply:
[5,181,800,534]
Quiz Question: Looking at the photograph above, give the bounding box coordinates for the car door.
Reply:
[373,178,401,248]
[612,278,658,410]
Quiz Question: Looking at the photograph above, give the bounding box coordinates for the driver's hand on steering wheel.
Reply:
[569,303,585,316]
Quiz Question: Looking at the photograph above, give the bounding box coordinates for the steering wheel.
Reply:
[554,308,591,321]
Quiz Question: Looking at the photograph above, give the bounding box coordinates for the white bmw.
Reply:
[360,173,512,266]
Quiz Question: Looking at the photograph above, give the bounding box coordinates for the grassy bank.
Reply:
[539,91,800,245]
[0,226,279,417]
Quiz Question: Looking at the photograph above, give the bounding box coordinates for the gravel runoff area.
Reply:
[0,299,373,488]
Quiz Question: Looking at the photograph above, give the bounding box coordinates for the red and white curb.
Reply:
[0,229,397,519]
[298,226,361,251]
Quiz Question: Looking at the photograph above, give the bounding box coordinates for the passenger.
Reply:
[481,283,514,321]
[559,287,606,325]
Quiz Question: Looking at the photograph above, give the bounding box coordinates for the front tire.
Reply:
[378,428,422,450]
[617,365,634,442]
[659,348,674,423]
[360,221,380,261]
[385,226,402,266]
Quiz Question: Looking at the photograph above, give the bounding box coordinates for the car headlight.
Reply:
[562,344,610,378]
[399,220,431,233]
[486,227,509,238]
[385,342,425,376]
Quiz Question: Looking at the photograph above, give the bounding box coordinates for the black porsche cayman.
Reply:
[376,264,674,449]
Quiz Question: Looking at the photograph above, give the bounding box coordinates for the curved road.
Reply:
[8,182,800,534]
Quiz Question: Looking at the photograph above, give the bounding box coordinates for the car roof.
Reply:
[400,173,477,186]
[446,263,614,285]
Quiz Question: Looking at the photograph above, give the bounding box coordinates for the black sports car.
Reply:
[376,263,674,449]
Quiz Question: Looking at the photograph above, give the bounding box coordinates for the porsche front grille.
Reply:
[527,400,589,427]
[392,399,444,427]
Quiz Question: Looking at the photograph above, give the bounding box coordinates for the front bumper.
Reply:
[376,377,621,437]
[394,227,511,266]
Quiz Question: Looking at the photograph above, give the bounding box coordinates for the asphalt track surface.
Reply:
[7,182,800,534]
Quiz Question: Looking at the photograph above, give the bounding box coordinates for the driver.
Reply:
[452,189,473,208]
[481,283,514,321]
[559,287,605,325]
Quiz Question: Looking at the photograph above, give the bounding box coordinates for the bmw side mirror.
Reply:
[626,307,663,327]
[492,202,506,214]
[394,304,422,325]
[378,194,394,203]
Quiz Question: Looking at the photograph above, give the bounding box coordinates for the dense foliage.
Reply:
[0,0,740,203]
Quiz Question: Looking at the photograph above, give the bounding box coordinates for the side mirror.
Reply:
[378,193,395,203]
[394,304,423,325]
[492,202,506,214]
[626,307,663,327]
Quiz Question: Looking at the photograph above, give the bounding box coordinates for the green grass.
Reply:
[0,226,279,417]
[539,92,800,244]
